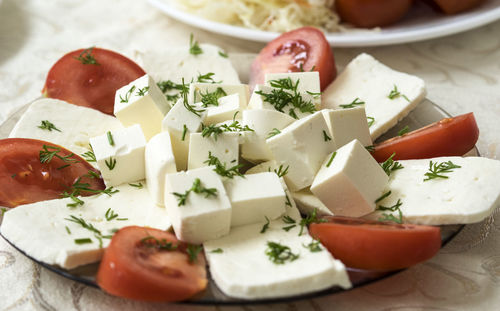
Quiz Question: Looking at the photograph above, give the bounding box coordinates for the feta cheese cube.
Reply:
[162,98,207,171]
[164,166,232,244]
[241,109,295,163]
[322,107,373,148]
[204,93,243,125]
[114,74,170,140]
[248,85,317,119]
[291,188,333,217]
[224,172,287,227]
[189,83,249,110]
[187,132,239,170]
[322,53,426,140]
[245,160,278,175]
[90,124,146,187]
[311,139,389,217]
[265,72,321,109]
[267,111,336,191]
[145,132,177,206]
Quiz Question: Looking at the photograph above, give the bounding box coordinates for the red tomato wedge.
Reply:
[431,0,486,14]
[97,226,207,302]
[335,0,413,28]
[310,217,441,271]
[250,27,336,91]
[42,47,146,115]
[371,112,479,162]
[0,138,104,208]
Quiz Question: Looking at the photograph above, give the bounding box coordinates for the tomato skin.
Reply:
[250,27,336,91]
[310,217,441,271]
[0,138,104,208]
[42,48,146,115]
[97,226,207,302]
[371,113,479,162]
[431,0,486,14]
[335,0,414,28]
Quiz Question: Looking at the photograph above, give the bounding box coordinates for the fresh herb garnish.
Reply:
[136,86,149,97]
[388,84,410,102]
[196,72,220,84]
[65,226,71,234]
[367,116,375,127]
[340,97,365,109]
[260,216,270,234]
[74,238,93,245]
[201,119,253,141]
[298,208,326,236]
[105,208,128,221]
[398,125,410,136]
[119,85,136,103]
[204,152,243,179]
[265,241,299,264]
[141,236,178,251]
[73,47,99,65]
[365,145,375,152]
[106,131,115,146]
[105,157,117,170]
[181,78,205,117]
[210,248,224,253]
[282,215,297,232]
[173,178,218,206]
[38,120,61,132]
[380,153,404,176]
[267,128,281,139]
[375,191,392,204]
[189,33,203,55]
[84,170,100,179]
[128,182,143,188]
[218,51,228,58]
[65,215,112,248]
[181,124,188,141]
[323,130,332,142]
[303,239,323,252]
[187,244,203,263]
[326,152,337,168]
[273,164,289,178]
[81,149,96,162]
[1,207,7,217]
[423,160,461,181]
[39,145,78,164]
[376,199,403,224]
[200,87,227,107]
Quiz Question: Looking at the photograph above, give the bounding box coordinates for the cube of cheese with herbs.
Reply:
[187,132,240,170]
[189,83,249,110]
[90,124,146,187]
[248,85,317,120]
[162,98,207,171]
[322,107,373,148]
[267,111,336,191]
[204,93,243,125]
[114,74,171,141]
[163,166,232,244]
[311,139,389,217]
[145,132,177,206]
[322,53,426,140]
[241,109,295,163]
[224,172,287,227]
[265,71,321,109]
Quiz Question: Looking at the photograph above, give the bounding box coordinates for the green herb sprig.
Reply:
[172,178,218,206]
[380,153,404,176]
[74,47,99,65]
[265,241,299,264]
[38,120,61,132]
[204,152,243,179]
[423,160,461,181]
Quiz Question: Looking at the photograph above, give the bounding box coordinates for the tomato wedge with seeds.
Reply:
[309,217,441,271]
[97,226,207,302]
[0,138,104,208]
[250,27,336,91]
[371,113,479,163]
[43,47,146,115]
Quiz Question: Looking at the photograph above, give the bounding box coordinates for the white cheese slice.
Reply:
[241,109,296,163]
[291,188,333,217]
[366,156,500,225]
[189,83,249,110]
[203,206,351,299]
[267,111,336,191]
[8,98,123,165]
[322,53,426,140]
[90,124,146,187]
[145,132,177,206]
[322,107,373,148]
[162,98,207,171]
[264,72,321,109]
[0,183,170,269]
[187,132,240,170]
[311,140,389,217]
[245,160,278,175]
[224,172,286,227]
[114,74,170,141]
[163,166,232,244]
[204,93,243,125]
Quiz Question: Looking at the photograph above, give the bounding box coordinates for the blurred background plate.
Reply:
[149,0,500,47]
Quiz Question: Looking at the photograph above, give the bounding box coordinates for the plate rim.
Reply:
[148,0,500,47]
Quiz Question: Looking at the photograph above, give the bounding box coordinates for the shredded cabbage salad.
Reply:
[171,0,351,33]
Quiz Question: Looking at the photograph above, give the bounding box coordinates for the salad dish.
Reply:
[0,27,498,304]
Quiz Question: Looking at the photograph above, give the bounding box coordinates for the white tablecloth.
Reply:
[1,0,500,310]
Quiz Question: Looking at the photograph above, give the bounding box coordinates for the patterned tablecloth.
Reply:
[1,0,500,310]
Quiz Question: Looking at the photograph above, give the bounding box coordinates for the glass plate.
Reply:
[0,98,469,305]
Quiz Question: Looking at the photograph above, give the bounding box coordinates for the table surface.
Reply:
[1,0,500,310]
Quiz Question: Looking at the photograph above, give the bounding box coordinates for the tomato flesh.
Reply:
[0,138,104,208]
[97,226,207,302]
[335,0,413,28]
[250,26,336,91]
[371,112,479,162]
[310,217,442,271]
[43,47,145,115]
[430,0,486,14]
